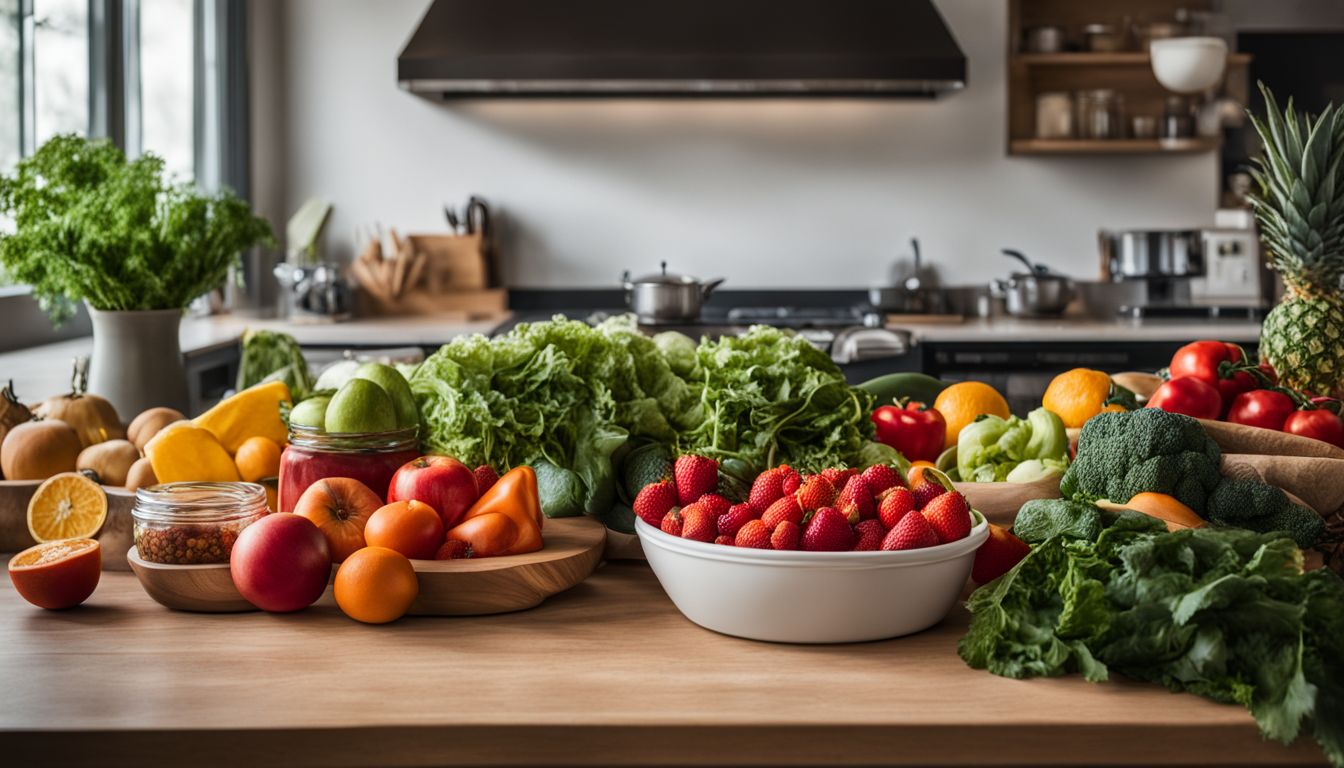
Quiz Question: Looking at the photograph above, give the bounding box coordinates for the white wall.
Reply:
[274,0,1219,288]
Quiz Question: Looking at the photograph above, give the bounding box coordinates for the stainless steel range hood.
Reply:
[397,0,967,98]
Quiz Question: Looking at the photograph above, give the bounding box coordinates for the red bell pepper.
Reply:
[872,401,946,463]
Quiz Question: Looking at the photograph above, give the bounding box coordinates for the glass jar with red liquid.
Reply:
[277,425,420,513]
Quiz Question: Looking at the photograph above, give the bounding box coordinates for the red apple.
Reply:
[230,513,331,613]
[388,456,479,529]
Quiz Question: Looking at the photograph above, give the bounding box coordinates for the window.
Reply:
[0,0,19,171]
[32,0,88,148]
[136,0,194,180]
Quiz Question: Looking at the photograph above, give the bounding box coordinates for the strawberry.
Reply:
[835,475,875,523]
[861,464,904,495]
[795,474,838,511]
[747,467,788,512]
[820,467,858,488]
[852,519,885,551]
[761,495,804,529]
[680,502,717,542]
[802,506,856,552]
[472,465,500,495]
[921,491,971,543]
[660,508,684,537]
[674,454,719,506]
[972,524,1030,585]
[881,510,939,550]
[697,493,732,518]
[714,534,735,547]
[770,520,801,550]
[877,486,916,530]
[717,503,757,538]
[781,470,802,495]
[434,539,472,560]
[911,479,945,509]
[632,479,678,528]
[734,519,772,549]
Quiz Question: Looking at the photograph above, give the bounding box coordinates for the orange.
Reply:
[1042,368,1116,429]
[27,473,108,542]
[932,382,1011,449]
[364,500,445,560]
[234,436,282,483]
[8,538,101,609]
[333,546,419,624]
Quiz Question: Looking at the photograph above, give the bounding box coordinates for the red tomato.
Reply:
[1147,376,1223,420]
[1225,389,1295,431]
[872,402,946,463]
[1283,410,1344,448]
[1168,340,1256,413]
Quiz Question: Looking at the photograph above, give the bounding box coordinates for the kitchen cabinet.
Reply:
[0,563,1323,767]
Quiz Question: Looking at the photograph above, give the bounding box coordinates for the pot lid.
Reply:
[627,261,701,285]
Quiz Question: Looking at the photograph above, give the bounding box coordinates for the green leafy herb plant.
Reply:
[0,134,274,323]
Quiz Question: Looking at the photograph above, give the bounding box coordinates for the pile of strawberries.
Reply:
[633,454,973,552]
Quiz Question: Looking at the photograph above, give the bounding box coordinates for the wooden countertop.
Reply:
[0,563,1324,767]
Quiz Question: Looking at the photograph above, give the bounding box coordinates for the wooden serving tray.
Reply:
[1,480,135,571]
[127,515,607,616]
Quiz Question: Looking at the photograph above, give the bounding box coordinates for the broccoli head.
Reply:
[1060,409,1222,513]
[1205,478,1324,548]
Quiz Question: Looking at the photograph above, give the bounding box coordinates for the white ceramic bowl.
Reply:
[636,511,989,643]
[1150,37,1228,94]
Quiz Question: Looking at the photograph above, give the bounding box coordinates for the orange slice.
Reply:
[27,472,108,542]
[8,538,102,609]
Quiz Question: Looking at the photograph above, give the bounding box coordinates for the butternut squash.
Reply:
[192,380,291,455]
[144,422,241,484]
[1096,493,1207,532]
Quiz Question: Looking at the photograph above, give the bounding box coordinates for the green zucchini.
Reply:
[857,372,948,406]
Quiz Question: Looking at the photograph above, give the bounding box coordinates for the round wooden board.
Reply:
[1,480,136,571]
[408,515,606,616]
[126,547,256,613]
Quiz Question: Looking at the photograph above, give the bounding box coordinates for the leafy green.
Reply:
[1013,498,1109,543]
[956,407,1069,483]
[238,329,312,397]
[0,134,274,324]
[961,504,1344,766]
[679,326,875,472]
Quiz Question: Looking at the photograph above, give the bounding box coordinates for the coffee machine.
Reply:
[1099,224,1265,318]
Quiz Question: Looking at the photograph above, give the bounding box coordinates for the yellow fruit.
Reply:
[27,473,108,542]
[193,380,291,454]
[1041,368,1118,429]
[933,382,1011,448]
[234,436,282,483]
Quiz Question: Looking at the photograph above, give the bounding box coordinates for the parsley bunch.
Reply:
[0,134,274,323]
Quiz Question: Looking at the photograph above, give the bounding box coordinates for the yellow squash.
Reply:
[144,422,241,483]
[193,380,291,454]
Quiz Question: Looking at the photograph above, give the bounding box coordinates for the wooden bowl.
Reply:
[1,480,136,571]
[408,515,606,616]
[126,547,256,613]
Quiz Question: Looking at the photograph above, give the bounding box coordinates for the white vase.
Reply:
[87,306,189,418]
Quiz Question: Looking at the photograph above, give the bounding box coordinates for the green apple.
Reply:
[352,362,419,430]
[325,379,397,434]
[288,395,331,430]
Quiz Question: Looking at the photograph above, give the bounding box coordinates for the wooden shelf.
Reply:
[1010,137,1220,155]
[1014,52,1252,67]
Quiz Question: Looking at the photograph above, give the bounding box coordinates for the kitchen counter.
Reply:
[892,316,1262,344]
[0,562,1324,767]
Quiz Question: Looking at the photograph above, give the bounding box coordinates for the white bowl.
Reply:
[1150,37,1228,94]
[636,511,989,643]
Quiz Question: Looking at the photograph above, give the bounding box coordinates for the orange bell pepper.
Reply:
[446,466,543,557]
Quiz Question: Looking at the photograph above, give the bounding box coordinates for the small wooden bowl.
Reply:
[127,547,256,613]
[1,480,136,571]
[408,515,606,616]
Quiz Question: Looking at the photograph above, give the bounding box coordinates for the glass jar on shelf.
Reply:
[1076,89,1126,140]
[277,425,420,512]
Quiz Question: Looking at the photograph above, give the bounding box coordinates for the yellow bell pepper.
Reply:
[193,380,291,454]
[144,422,242,483]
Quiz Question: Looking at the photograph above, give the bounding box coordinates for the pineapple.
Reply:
[1248,83,1344,398]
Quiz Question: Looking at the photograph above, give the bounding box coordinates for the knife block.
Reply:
[355,232,506,319]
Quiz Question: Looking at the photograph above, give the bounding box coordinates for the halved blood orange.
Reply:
[8,538,102,609]
[27,472,108,542]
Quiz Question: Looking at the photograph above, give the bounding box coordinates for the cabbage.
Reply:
[957,407,1069,483]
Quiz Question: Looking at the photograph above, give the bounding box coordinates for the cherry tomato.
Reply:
[872,401,947,463]
[1147,376,1223,420]
[1168,340,1256,414]
[1283,410,1344,448]
[1225,389,1295,431]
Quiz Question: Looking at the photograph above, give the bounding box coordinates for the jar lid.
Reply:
[134,482,268,523]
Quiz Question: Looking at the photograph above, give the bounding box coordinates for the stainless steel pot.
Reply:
[622,262,724,324]
[991,249,1076,317]
[1099,229,1204,280]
